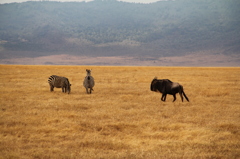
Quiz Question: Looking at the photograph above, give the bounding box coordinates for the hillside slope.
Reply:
[0,0,239,65]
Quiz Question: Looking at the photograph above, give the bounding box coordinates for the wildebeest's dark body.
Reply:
[150,77,189,102]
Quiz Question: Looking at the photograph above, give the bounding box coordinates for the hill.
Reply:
[0,0,240,65]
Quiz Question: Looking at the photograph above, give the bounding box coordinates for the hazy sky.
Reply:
[0,0,160,4]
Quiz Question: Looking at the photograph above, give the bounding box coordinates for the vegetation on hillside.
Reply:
[0,0,239,57]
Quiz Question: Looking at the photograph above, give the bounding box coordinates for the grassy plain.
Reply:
[0,65,239,158]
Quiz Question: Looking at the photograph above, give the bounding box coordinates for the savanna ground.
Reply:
[0,65,239,159]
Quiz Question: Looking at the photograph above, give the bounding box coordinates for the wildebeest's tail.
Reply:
[183,91,189,102]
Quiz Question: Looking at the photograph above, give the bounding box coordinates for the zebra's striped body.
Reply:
[48,75,71,94]
[83,69,95,94]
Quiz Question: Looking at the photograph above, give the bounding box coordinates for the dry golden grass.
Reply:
[0,65,239,159]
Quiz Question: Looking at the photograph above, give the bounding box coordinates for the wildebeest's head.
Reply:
[150,77,159,92]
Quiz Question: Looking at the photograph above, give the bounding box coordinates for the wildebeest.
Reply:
[83,69,95,94]
[150,77,189,102]
[48,75,71,94]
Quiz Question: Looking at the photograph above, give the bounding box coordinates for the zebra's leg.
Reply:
[50,86,54,92]
[49,84,53,92]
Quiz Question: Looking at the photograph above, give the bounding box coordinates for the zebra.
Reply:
[48,75,71,94]
[83,69,95,94]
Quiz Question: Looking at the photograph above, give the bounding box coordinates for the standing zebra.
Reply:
[48,75,71,94]
[83,69,95,94]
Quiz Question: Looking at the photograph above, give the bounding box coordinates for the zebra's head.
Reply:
[86,69,92,76]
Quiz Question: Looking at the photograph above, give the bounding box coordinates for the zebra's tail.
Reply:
[88,81,94,92]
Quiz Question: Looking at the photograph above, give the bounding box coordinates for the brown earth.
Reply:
[1,65,240,158]
[0,51,239,66]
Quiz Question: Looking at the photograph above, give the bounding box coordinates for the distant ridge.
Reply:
[0,0,239,65]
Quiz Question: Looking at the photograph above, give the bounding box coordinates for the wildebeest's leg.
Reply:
[180,85,189,102]
[161,94,164,101]
[179,92,184,102]
[62,87,65,93]
[163,94,167,101]
[161,94,166,101]
[173,94,176,102]
[89,88,92,94]
[183,91,189,102]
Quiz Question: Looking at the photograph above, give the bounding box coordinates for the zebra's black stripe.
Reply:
[48,75,71,94]
[83,69,95,94]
